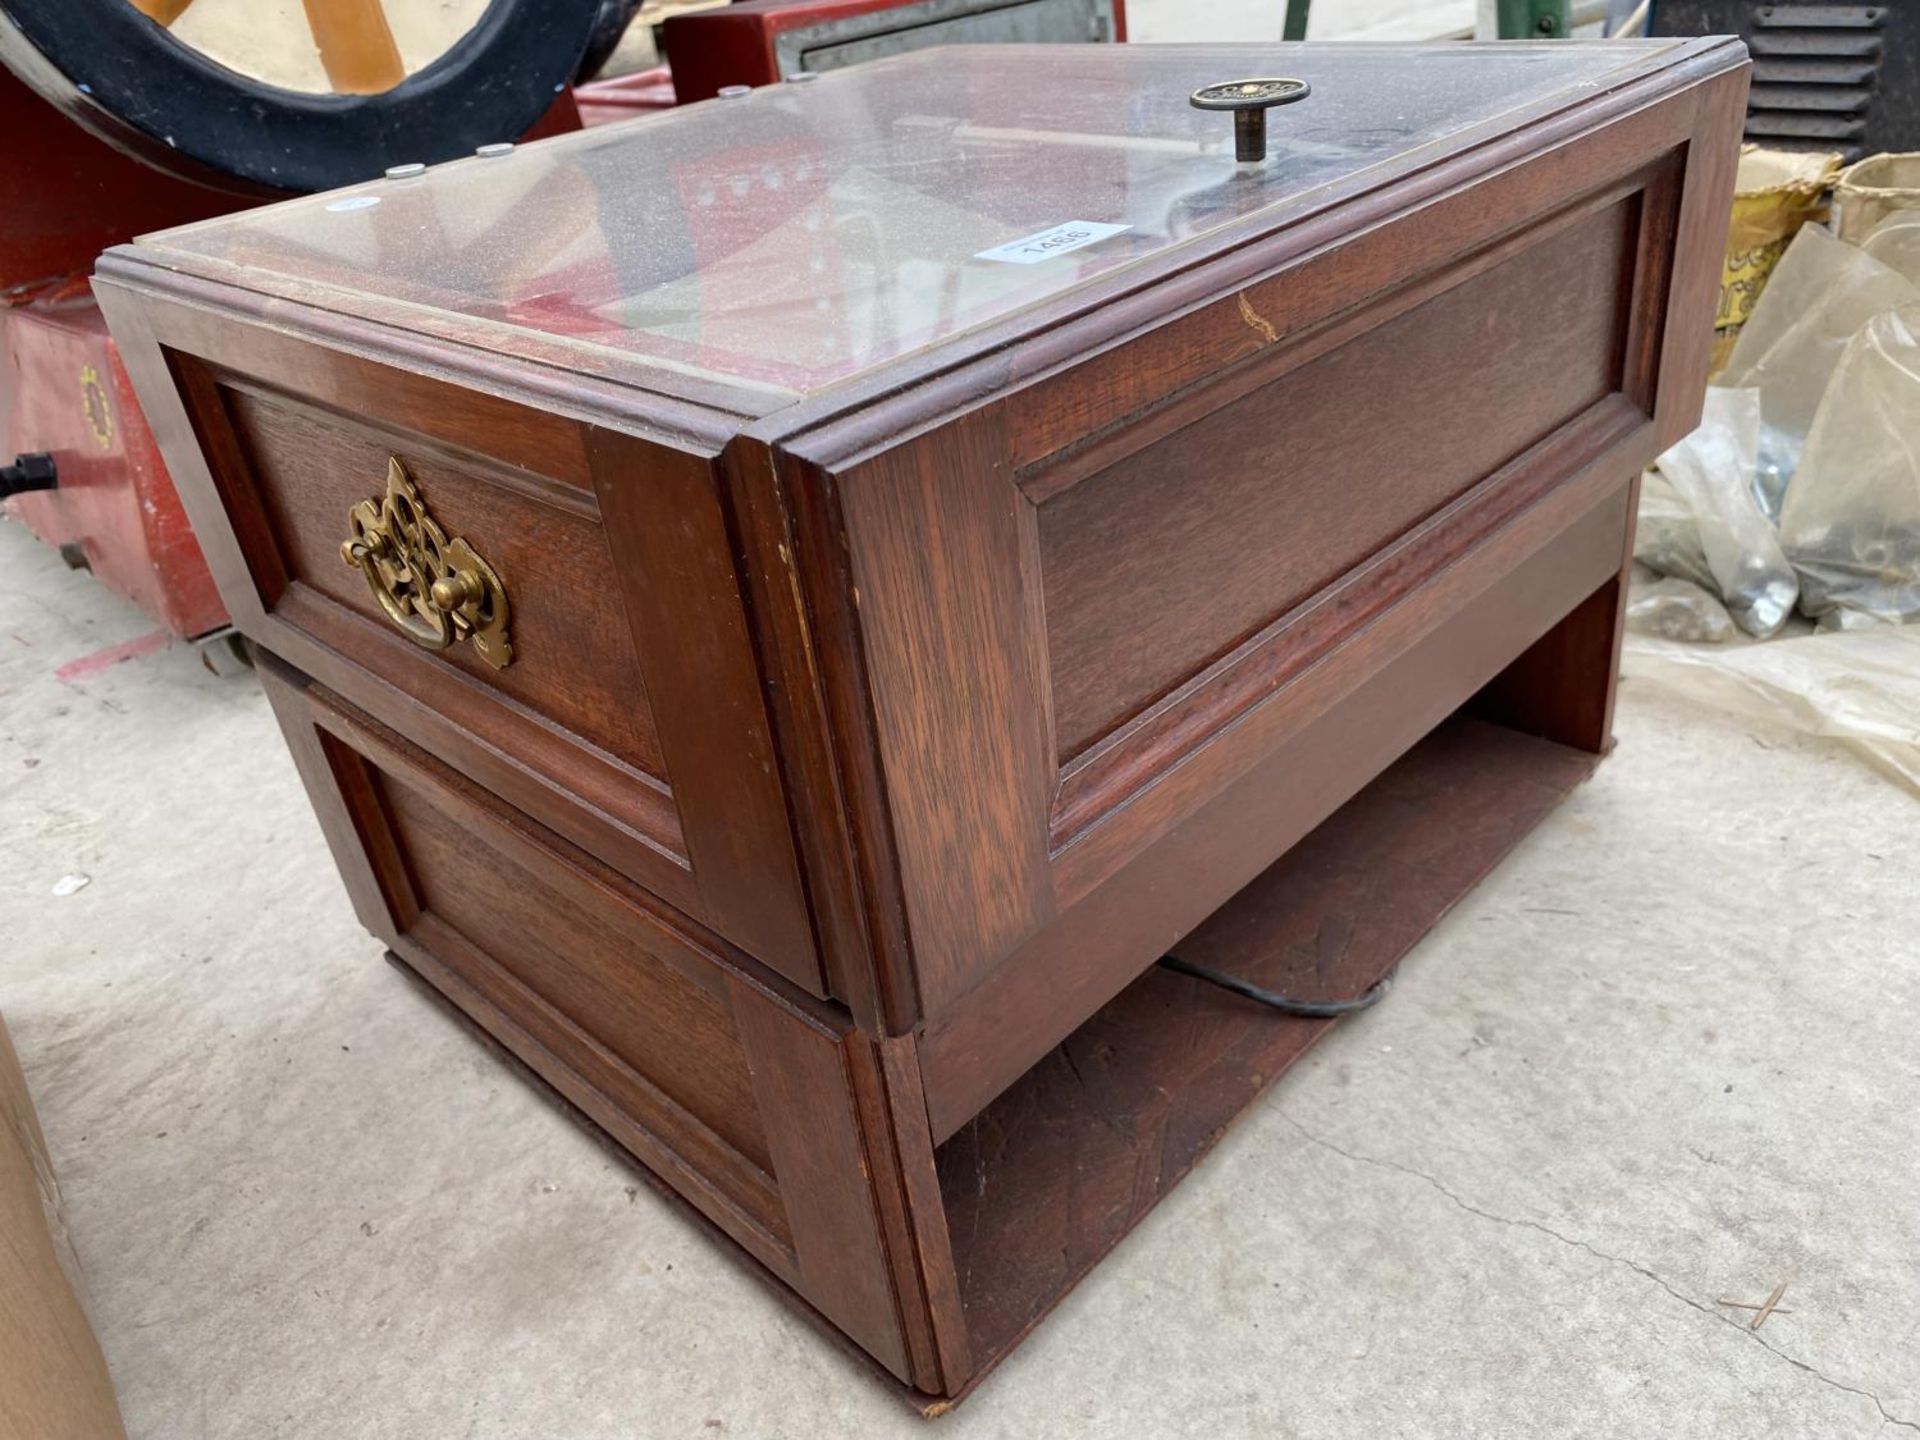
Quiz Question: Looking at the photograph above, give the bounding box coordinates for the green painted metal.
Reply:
[1282,0,1310,41]
[1496,0,1573,36]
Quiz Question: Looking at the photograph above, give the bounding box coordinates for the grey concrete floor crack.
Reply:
[1277,1110,1920,1434]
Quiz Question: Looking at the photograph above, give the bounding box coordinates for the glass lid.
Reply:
[139,41,1683,399]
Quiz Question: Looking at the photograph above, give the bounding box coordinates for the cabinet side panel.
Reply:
[376,771,774,1176]
[252,660,793,1248]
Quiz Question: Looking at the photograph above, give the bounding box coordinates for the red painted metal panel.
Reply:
[2,291,228,638]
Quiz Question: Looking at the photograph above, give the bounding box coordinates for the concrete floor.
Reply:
[6,499,1920,1438]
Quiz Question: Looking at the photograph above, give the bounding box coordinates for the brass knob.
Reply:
[1190,77,1311,163]
[430,570,479,612]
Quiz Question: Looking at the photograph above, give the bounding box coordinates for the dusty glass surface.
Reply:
[142,41,1682,396]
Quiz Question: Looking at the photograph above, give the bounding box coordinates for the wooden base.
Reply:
[384,708,1602,1406]
[931,714,1600,1394]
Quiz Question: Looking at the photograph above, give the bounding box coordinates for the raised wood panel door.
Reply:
[255,658,933,1387]
[93,284,825,998]
[798,60,1743,1028]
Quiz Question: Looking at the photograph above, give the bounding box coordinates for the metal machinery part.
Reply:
[663,0,1125,104]
[1498,0,1576,36]
[1652,1,1910,158]
[0,0,627,194]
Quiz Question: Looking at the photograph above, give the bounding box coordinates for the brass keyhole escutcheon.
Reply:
[340,456,514,669]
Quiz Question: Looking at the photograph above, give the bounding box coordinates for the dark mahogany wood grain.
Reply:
[718,438,914,1035]
[1039,194,1637,760]
[935,714,1601,1386]
[94,286,826,998]
[778,60,1744,1041]
[222,379,670,779]
[831,409,1058,1015]
[917,480,1637,1144]
[258,657,930,1383]
[586,429,823,989]
[382,773,776,1174]
[94,40,1750,1406]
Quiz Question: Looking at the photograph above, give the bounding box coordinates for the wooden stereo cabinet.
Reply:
[97,41,1746,1404]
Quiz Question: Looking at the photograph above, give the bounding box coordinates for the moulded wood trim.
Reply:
[919,480,1636,1140]
[266,586,693,874]
[717,436,918,1034]
[412,913,793,1251]
[1037,150,1686,859]
[398,923,799,1272]
[866,1035,973,1393]
[215,371,606,521]
[259,656,801,1272]
[1046,413,1649,911]
[1651,53,1750,451]
[1013,161,1673,506]
[1045,404,1654,856]
[830,408,1059,1016]
[91,250,781,447]
[257,656,412,938]
[127,280,606,485]
[295,669,854,1031]
[585,428,828,997]
[159,346,286,625]
[732,986,916,1383]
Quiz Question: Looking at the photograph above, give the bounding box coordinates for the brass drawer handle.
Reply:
[340,457,514,669]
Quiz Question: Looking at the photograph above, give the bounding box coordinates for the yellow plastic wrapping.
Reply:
[1710,147,1844,376]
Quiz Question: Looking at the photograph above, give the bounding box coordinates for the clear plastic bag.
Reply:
[1778,305,1920,625]
[1624,626,1920,797]
[1834,153,1920,245]
[1718,225,1920,483]
[1632,466,1717,592]
[1626,570,1736,643]
[1646,386,1798,637]
[1856,214,1920,287]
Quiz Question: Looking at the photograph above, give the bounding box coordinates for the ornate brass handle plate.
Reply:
[340,457,513,669]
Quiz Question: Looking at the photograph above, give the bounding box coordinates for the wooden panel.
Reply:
[731,990,917,1384]
[1039,195,1637,760]
[253,658,803,1270]
[259,660,933,1388]
[222,380,669,780]
[834,409,1056,1015]
[918,478,1635,1141]
[800,135,1705,1030]
[588,430,823,989]
[935,714,1601,1386]
[112,298,823,997]
[718,437,916,1035]
[377,771,773,1175]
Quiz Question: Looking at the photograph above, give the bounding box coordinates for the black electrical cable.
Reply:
[1157,952,1393,1018]
[0,453,56,499]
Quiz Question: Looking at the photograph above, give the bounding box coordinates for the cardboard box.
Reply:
[0,1013,126,1440]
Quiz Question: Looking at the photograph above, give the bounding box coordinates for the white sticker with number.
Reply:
[975,221,1130,265]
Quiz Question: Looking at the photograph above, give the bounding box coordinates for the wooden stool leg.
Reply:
[1469,474,1639,755]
